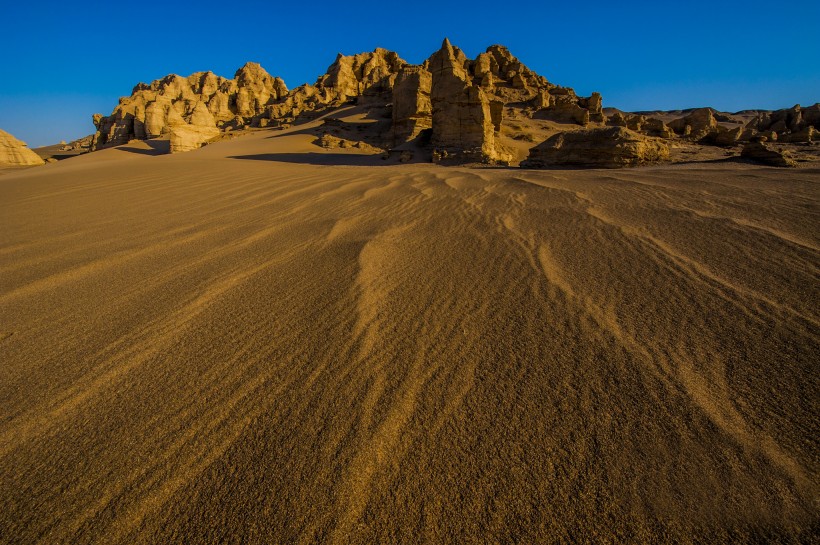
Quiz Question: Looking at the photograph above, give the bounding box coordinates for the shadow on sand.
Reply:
[116,140,170,156]
[228,153,389,166]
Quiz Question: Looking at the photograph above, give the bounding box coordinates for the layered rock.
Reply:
[0,129,45,166]
[316,48,406,104]
[741,141,796,167]
[392,66,432,146]
[428,39,502,164]
[234,62,288,117]
[428,43,605,128]
[169,125,220,154]
[472,45,548,100]
[521,127,670,168]
[668,108,719,140]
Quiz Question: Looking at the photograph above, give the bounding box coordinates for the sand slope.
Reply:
[0,125,818,544]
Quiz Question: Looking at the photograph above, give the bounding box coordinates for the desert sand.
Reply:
[0,114,818,543]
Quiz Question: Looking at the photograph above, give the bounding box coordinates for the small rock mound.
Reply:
[0,129,45,166]
[740,141,797,167]
[169,125,220,154]
[521,127,669,168]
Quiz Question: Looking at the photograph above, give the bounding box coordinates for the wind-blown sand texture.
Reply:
[1,118,818,544]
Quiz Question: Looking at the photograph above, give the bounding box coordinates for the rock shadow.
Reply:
[116,139,170,156]
[228,153,389,166]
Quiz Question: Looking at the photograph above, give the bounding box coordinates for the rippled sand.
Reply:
[1,124,818,544]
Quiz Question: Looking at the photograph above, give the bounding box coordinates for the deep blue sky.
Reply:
[2,0,818,147]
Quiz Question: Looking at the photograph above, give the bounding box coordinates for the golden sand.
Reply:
[0,121,818,543]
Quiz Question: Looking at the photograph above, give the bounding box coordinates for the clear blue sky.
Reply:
[2,0,818,147]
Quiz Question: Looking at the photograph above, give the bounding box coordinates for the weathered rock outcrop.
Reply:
[264,84,322,124]
[779,125,816,143]
[317,48,406,105]
[0,129,45,166]
[392,66,432,146]
[234,62,288,117]
[82,41,817,165]
[93,62,287,150]
[745,103,820,135]
[532,86,603,126]
[169,125,220,154]
[713,126,744,146]
[607,112,670,136]
[428,39,501,164]
[641,117,675,138]
[741,141,797,167]
[387,41,604,159]
[668,108,719,140]
[521,127,670,168]
[473,45,548,99]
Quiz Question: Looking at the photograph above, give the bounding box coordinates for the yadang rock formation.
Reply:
[84,40,817,168]
[92,62,289,149]
[426,39,500,164]
[391,66,432,146]
[0,129,45,166]
[745,103,820,142]
[317,48,406,105]
[388,39,605,164]
[89,39,606,165]
[521,127,670,168]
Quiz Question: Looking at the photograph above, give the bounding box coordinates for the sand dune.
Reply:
[0,124,818,543]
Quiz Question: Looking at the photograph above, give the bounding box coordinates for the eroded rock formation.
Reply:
[317,48,406,105]
[427,39,500,164]
[169,125,220,154]
[392,66,432,146]
[521,127,670,168]
[741,141,797,167]
[84,40,815,167]
[0,129,45,166]
[93,63,288,149]
[668,108,719,140]
[745,104,820,142]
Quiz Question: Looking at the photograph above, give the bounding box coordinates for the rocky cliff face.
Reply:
[0,129,45,166]
[317,48,406,104]
[391,66,432,146]
[427,39,499,164]
[389,39,604,164]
